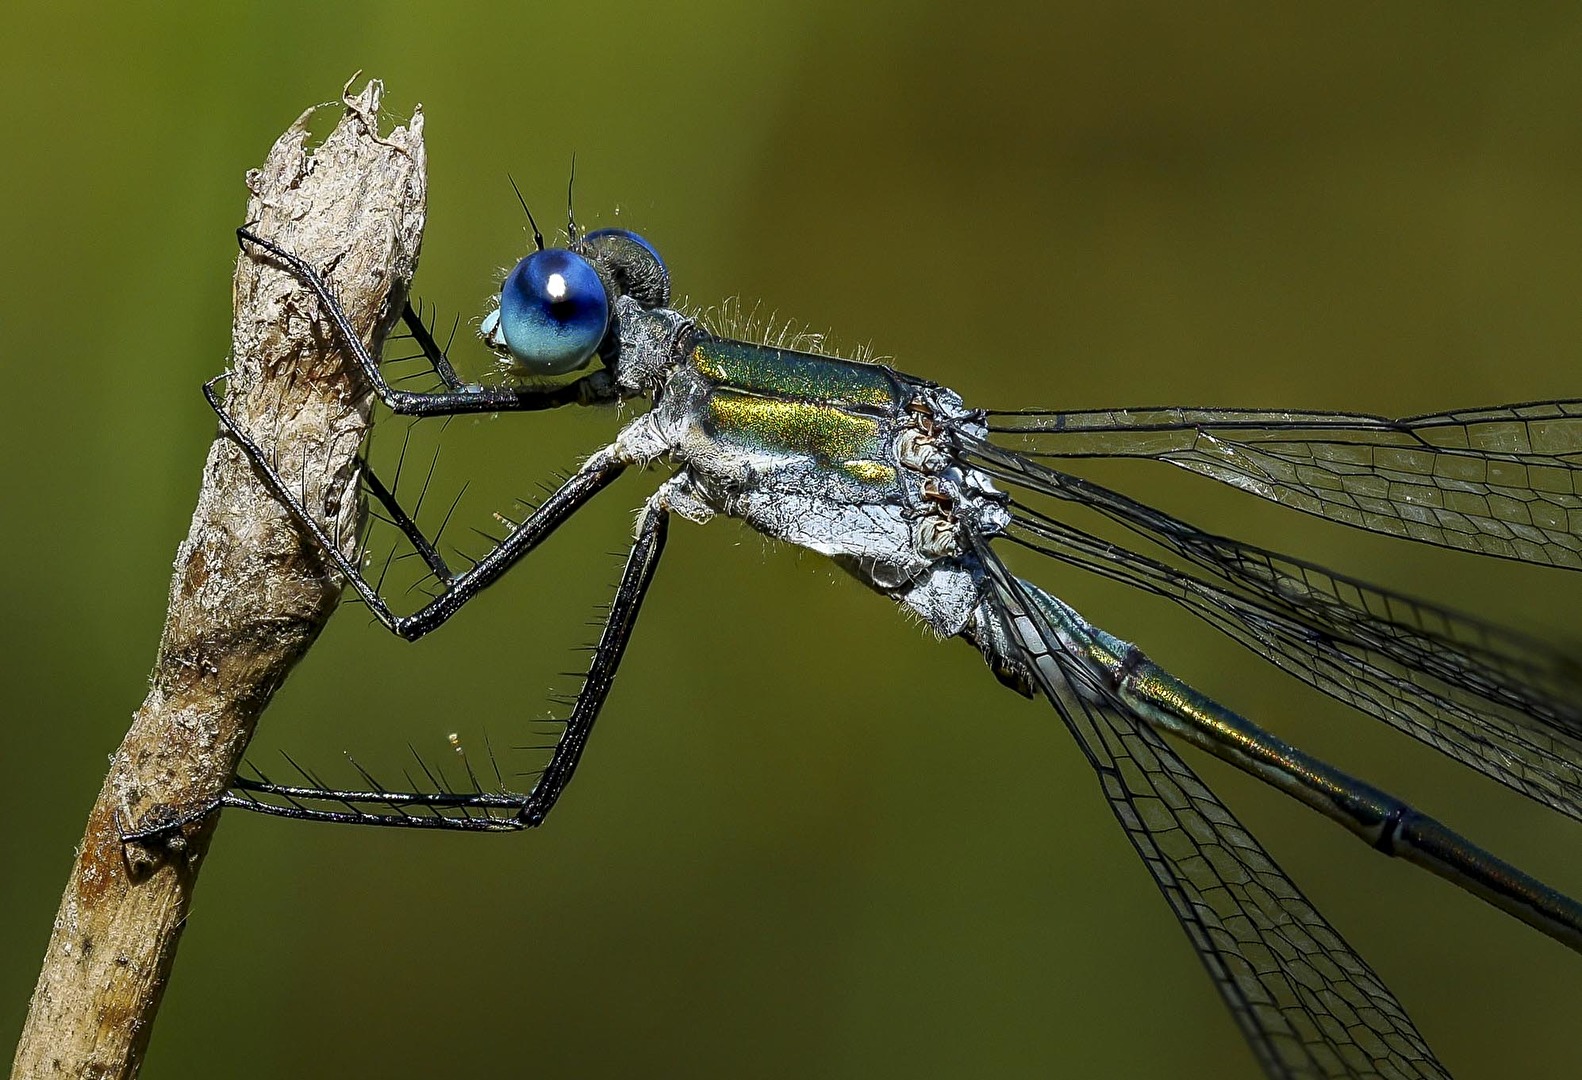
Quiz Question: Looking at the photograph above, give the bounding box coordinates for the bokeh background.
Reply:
[5,3,1582,1077]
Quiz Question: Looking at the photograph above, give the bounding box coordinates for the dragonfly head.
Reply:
[486,227,671,376]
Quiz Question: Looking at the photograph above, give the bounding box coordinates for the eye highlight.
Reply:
[497,249,610,374]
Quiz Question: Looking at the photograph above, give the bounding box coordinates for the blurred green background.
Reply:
[5,3,1582,1077]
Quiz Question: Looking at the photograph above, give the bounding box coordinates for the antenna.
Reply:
[507,174,544,251]
[566,154,579,246]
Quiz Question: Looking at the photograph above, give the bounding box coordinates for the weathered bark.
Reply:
[11,79,426,1080]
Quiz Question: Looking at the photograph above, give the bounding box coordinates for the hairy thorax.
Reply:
[611,309,1010,638]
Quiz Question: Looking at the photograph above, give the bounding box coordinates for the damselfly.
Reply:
[199,198,1582,1079]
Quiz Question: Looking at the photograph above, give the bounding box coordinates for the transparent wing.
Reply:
[961,438,1582,823]
[979,553,1449,1079]
[987,401,1582,569]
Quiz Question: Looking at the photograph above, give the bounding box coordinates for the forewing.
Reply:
[988,401,1582,569]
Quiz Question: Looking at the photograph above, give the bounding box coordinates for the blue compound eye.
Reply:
[581,228,670,309]
[498,249,610,374]
[584,227,664,268]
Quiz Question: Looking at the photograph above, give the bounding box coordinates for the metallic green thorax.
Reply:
[689,338,901,409]
[687,338,907,491]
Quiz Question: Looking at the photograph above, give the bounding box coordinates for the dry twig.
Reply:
[10,78,426,1079]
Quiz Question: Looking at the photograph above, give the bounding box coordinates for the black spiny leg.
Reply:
[221,497,672,830]
[395,300,467,391]
[203,377,627,641]
[521,498,668,825]
[360,452,453,585]
[118,382,633,843]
